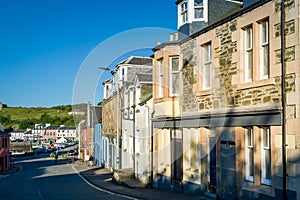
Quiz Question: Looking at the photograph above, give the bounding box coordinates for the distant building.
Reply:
[0,131,10,172]
[68,111,85,115]
[57,126,77,141]
[32,124,50,140]
[79,104,102,162]
[44,125,60,140]
[10,129,31,141]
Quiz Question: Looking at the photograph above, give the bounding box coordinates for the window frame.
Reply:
[158,59,164,98]
[202,42,212,90]
[180,1,188,24]
[260,127,272,185]
[169,56,180,96]
[259,20,270,80]
[194,0,204,20]
[244,25,253,83]
[245,128,254,182]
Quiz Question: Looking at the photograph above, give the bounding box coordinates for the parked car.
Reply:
[68,149,78,156]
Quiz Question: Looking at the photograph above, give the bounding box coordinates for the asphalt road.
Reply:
[0,151,132,200]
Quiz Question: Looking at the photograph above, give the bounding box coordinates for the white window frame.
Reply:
[245,128,254,182]
[158,59,164,98]
[202,42,212,90]
[259,20,270,80]
[261,127,272,185]
[244,26,253,83]
[193,0,205,20]
[180,1,188,25]
[170,56,180,96]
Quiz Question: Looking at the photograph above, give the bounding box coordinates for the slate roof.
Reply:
[45,126,60,130]
[118,56,152,66]
[58,126,76,130]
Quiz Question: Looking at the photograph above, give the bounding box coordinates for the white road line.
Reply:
[37,180,45,200]
[71,165,138,200]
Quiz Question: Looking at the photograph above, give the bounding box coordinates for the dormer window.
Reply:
[178,0,207,28]
[181,1,188,24]
[194,0,204,19]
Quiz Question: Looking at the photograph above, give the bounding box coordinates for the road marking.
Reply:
[71,165,138,200]
[37,180,45,200]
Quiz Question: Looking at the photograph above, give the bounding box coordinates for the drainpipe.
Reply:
[280,0,287,199]
[144,103,153,186]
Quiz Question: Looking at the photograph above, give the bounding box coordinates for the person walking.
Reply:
[54,151,58,164]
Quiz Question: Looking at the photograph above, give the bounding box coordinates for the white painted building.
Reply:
[57,126,77,141]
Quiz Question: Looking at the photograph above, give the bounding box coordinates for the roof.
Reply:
[102,77,114,85]
[154,0,271,51]
[45,126,60,130]
[58,126,76,130]
[117,56,152,67]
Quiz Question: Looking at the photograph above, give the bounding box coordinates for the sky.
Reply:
[0,0,177,107]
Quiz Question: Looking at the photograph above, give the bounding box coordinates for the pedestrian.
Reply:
[54,152,58,164]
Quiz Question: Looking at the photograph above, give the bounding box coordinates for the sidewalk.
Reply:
[72,160,215,200]
[0,164,22,178]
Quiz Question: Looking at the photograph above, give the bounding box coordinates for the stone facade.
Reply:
[102,93,119,138]
[153,0,300,199]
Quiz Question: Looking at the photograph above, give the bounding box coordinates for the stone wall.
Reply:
[180,39,199,112]
[102,94,118,136]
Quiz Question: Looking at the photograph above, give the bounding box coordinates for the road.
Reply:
[0,150,132,200]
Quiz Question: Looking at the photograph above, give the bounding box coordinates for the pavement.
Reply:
[71,160,216,200]
[0,163,22,179]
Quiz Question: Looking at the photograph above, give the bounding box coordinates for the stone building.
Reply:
[152,0,300,199]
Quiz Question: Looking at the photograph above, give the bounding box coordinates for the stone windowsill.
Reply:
[194,89,211,96]
[242,181,274,197]
[236,78,275,90]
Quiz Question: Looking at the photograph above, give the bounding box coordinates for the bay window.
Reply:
[170,56,179,96]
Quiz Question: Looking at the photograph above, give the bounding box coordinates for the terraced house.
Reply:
[152,0,300,199]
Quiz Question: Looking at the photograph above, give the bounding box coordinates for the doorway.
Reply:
[171,129,183,186]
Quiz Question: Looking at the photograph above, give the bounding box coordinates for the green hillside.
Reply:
[0,105,81,130]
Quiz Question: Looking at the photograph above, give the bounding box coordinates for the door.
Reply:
[208,135,217,193]
[171,129,183,185]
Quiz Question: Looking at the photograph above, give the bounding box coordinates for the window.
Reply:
[245,128,254,182]
[194,0,204,19]
[158,59,164,98]
[260,20,269,80]
[170,56,179,96]
[202,42,212,89]
[187,130,200,172]
[261,127,271,185]
[181,1,188,24]
[244,26,253,82]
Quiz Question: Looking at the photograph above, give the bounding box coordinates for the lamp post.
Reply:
[99,66,120,170]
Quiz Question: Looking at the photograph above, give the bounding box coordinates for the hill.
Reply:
[0,105,81,130]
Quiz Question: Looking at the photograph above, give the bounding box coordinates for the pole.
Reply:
[280,0,287,199]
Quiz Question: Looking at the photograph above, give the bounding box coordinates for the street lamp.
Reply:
[99,66,120,170]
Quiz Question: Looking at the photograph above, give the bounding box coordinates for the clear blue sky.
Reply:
[0,0,177,107]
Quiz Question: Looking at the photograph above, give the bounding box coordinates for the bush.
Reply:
[62,153,68,158]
